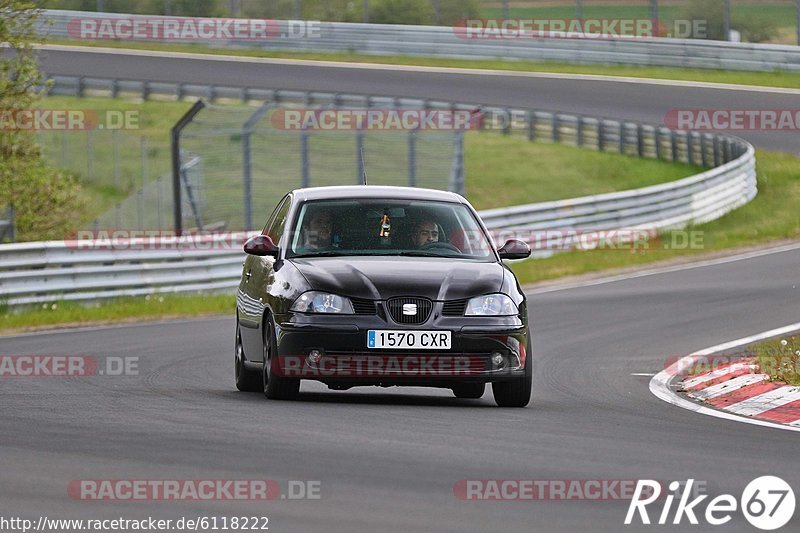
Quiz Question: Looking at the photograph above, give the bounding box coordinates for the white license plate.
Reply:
[367,330,451,350]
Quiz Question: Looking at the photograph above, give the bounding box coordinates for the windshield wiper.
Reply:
[397,251,452,257]
[291,251,349,258]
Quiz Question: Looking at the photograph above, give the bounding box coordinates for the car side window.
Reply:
[265,196,292,246]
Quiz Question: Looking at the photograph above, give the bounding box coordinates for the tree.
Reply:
[0,1,81,240]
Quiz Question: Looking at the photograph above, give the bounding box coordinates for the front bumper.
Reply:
[273,317,528,385]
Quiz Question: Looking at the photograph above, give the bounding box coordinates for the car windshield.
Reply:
[286,198,496,261]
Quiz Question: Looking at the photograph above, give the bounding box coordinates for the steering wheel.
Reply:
[420,241,461,253]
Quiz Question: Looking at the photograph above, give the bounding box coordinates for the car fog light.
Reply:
[491,353,504,367]
[308,349,323,364]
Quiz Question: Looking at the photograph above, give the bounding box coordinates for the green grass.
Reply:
[508,149,800,283]
[465,132,702,209]
[0,293,233,335]
[37,96,193,228]
[46,38,800,90]
[749,334,800,385]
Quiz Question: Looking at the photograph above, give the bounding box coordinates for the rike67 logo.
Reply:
[625,477,795,530]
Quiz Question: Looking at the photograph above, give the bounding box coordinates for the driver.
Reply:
[301,209,334,250]
[412,219,440,248]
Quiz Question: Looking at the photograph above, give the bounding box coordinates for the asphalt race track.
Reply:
[3,247,800,531]
[1,47,799,532]
[31,46,800,153]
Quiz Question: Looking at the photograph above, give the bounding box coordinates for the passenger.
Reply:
[412,219,440,248]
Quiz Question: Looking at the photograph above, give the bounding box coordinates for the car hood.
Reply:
[290,256,504,300]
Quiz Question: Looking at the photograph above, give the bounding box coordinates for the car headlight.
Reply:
[465,294,518,316]
[290,291,354,314]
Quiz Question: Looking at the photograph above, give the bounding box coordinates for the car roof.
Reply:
[291,185,465,203]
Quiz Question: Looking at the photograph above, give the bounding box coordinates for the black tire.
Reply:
[263,313,300,401]
[492,338,533,407]
[452,383,485,399]
[235,318,263,392]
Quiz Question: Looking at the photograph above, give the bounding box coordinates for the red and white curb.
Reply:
[650,322,800,433]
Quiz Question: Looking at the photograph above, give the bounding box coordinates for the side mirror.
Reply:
[244,235,279,257]
[498,239,531,260]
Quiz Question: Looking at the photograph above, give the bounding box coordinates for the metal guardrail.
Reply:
[40,9,800,72]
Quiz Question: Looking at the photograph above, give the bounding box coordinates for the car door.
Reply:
[238,194,292,360]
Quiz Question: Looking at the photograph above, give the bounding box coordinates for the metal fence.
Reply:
[3,88,756,306]
[40,9,800,72]
[0,207,15,244]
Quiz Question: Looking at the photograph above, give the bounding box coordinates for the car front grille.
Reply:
[386,297,433,324]
[442,299,469,316]
[351,297,377,315]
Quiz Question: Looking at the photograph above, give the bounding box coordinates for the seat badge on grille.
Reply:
[402,303,418,316]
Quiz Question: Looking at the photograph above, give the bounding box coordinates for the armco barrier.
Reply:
[40,10,800,72]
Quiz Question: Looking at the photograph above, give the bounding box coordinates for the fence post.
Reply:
[598,120,605,151]
[137,188,144,229]
[619,123,625,154]
[301,129,310,188]
[700,134,709,167]
[156,176,163,229]
[527,110,535,141]
[449,132,465,196]
[112,128,120,187]
[636,124,644,158]
[576,116,584,148]
[408,129,417,187]
[356,130,366,184]
[241,102,272,230]
[687,133,696,166]
[671,131,678,162]
[552,114,560,143]
[9,206,14,243]
[171,100,206,236]
[61,130,68,167]
[654,128,662,160]
[87,129,94,181]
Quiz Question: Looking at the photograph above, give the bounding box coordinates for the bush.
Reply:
[0,153,84,241]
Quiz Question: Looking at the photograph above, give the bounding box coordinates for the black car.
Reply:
[234,186,532,407]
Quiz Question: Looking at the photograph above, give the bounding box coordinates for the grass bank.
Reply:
[750,334,800,386]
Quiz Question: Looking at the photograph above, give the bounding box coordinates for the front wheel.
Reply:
[262,314,300,401]
[492,339,532,407]
[235,319,263,392]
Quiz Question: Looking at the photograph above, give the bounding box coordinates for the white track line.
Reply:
[689,374,770,400]
[680,362,756,389]
[30,43,800,96]
[725,387,800,417]
[527,241,800,295]
[650,322,800,433]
